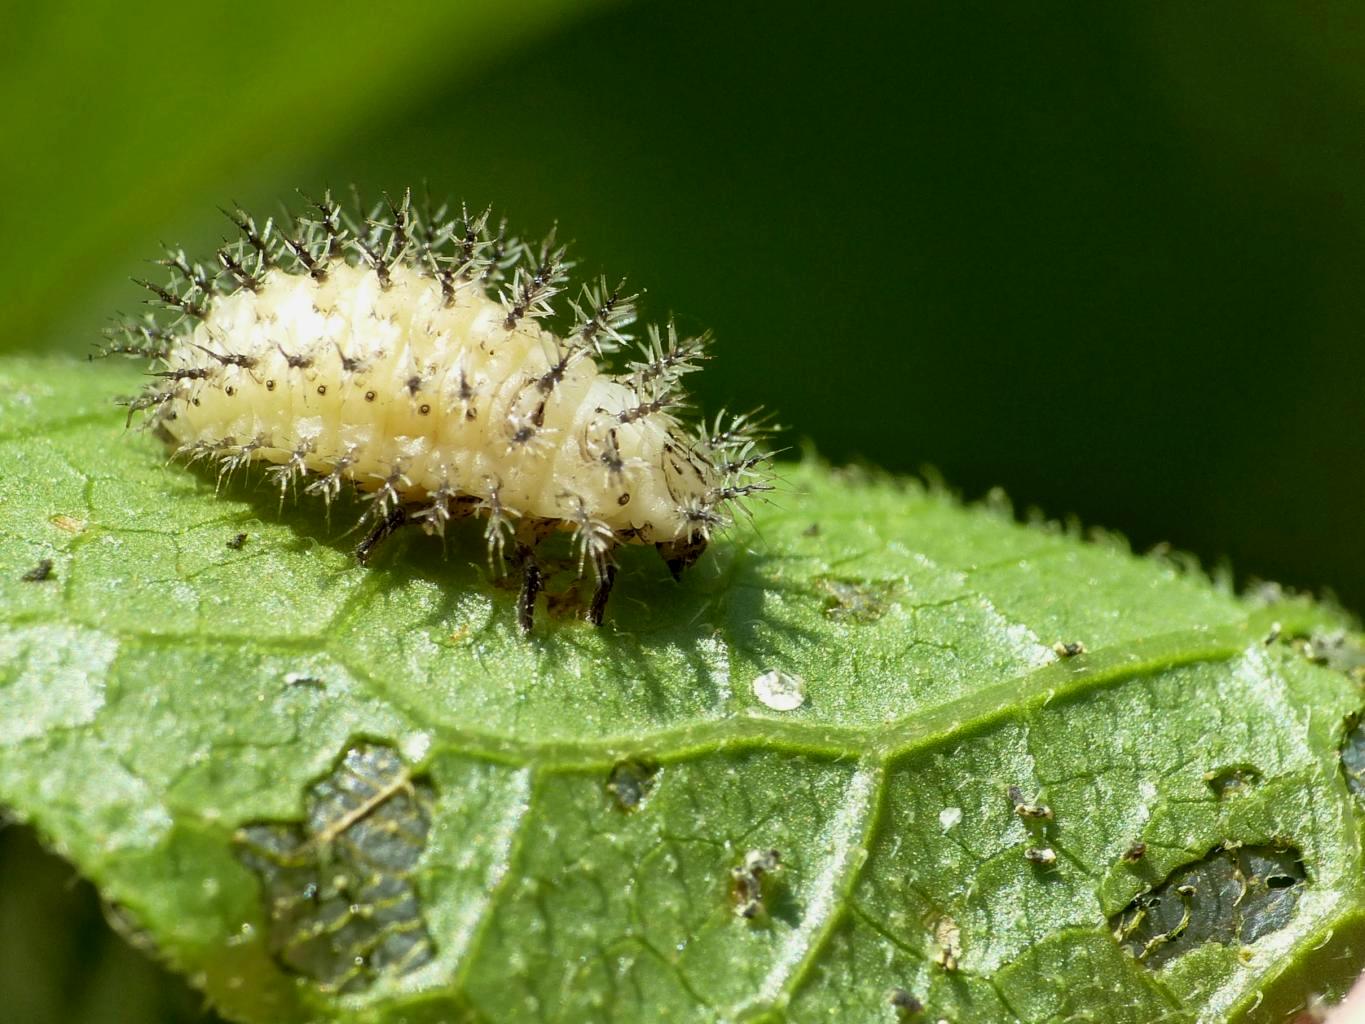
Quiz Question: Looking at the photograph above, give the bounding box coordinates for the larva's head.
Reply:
[105,188,773,590]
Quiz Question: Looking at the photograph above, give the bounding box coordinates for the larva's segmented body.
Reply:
[109,190,771,631]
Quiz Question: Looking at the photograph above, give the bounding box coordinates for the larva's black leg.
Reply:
[588,563,618,626]
[656,536,708,582]
[354,506,409,567]
[516,543,543,634]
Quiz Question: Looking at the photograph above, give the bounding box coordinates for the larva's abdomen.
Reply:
[113,191,770,630]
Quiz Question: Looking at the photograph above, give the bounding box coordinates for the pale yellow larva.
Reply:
[110,190,771,632]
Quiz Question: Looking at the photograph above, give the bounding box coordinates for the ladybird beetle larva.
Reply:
[105,189,772,632]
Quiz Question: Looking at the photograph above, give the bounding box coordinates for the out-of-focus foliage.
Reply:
[0,1,604,351]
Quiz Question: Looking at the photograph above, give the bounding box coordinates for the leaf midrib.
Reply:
[3,607,1284,771]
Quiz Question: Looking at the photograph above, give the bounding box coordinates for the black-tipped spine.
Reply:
[502,229,568,329]
[281,234,328,283]
[624,323,708,396]
[222,206,274,264]
[135,277,208,320]
[569,278,637,355]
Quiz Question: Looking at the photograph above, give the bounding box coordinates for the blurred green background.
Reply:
[3,3,1364,1020]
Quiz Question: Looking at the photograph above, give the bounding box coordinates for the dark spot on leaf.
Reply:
[1008,784,1054,822]
[605,759,659,811]
[1121,841,1148,863]
[889,986,924,1017]
[818,577,896,623]
[1111,845,1306,969]
[1204,765,1261,797]
[234,743,435,992]
[21,559,54,582]
[226,532,248,550]
[1052,640,1086,657]
[802,522,820,537]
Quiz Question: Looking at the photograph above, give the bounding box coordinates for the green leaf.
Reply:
[3,354,1364,1023]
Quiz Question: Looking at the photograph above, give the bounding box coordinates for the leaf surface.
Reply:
[2,355,1363,1023]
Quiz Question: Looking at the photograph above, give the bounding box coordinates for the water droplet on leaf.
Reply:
[752,669,806,711]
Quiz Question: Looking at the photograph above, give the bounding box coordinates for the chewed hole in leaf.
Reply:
[1110,845,1306,969]
[234,742,436,993]
[932,915,963,972]
[1341,715,1365,801]
[730,847,783,921]
[605,759,659,811]
[1285,630,1365,679]
[1204,764,1262,798]
[818,577,897,622]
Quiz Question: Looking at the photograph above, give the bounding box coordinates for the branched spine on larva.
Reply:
[104,189,773,630]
